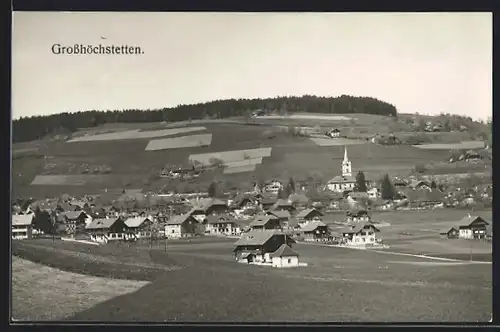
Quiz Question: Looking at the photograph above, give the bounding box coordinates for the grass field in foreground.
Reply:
[12,237,491,322]
[11,257,149,321]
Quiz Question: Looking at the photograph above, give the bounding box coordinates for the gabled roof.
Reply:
[205,198,227,208]
[274,199,293,207]
[300,221,327,232]
[86,217,119,230]
[349,192,369,200]
[166,214,195,225]
[12,214,34,226]
[409,180,430,189]
[289,193,310,204]
[457,215,489,228]
[249,215,278,227]
[270,244,299,258]
[187,206,206,215]
[61,211,88,220]
[124,217,151,228]
[70,200,87,208]
[439,226,459,234]
[296,208,323,219]
[340,222,380,234]
[328,175,355,184]
[205,215,235,224]
[260,197,277,205]
[404,189,445,203]
[267,210,291,219]
[235,230,295,246]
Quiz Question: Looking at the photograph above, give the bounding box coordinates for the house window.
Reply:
[171,230,175,233]
[367,232,373,235]
[111,234,116,238]
[287,258,292,264]
[360,232,366,236]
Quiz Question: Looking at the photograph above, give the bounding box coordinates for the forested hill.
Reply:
[12,95,398,143]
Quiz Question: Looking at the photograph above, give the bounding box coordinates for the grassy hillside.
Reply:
[12,118,471,198]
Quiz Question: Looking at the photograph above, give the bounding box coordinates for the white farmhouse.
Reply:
[12,215,35,240]
[270,244,300,268]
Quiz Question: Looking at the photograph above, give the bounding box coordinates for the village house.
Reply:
[270,199,296,213]
[327,147,356,193]
[326,128,341,139]
[366,187,380,199]
[270,244,300,268]
[288,193,310,210]
[249,215,282,231]
[464,150,482,162]
[300,221,330,242]
[264,180,284,195]
[85,217,127,243]
[392,177,409,188]
[439,226,459,239]
[266,210,291,228]
[203,198,229,216]
[164,214,198,238]
[347,192,369,205]
[408,180,432,191]
[229,194,259,213]
[345,209,371,223]
[69,200,90,211]
[124,216,154,240]
[339,222,380,246]
[296,208,323,228]
[56,211,89,236]
[260,196,277,211]
[187,206,207,222]
[17,206,34,215]
[12,214,35,240]
[402,189,445,209]
[456,215,489,240]
[233,230,296,263]
[205,215,244,236]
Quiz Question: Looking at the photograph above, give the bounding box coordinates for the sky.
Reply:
[12,12,492,121]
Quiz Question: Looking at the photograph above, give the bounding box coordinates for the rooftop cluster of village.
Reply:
[12,147,492,268]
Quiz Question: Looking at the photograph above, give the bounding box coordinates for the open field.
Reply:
[414,141,486,150]
[224,157,263,168]
[67,126,207,143]
[256,114,354,121]
[309,137,368,146]
[12,236,491,322]
[145,134,213,151]
[30,174,145,186]
[223,164,257,174]
[12,239,182,281]
[12,121,487,198]
[11,257,149,321]
[188,147,273,165]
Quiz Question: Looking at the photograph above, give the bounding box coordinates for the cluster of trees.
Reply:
[13,95,398,143]
[277,177,296,199]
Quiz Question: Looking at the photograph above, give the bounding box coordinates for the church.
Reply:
[326,147,357,193]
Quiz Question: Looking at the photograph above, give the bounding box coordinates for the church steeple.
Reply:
[341,146,352,177]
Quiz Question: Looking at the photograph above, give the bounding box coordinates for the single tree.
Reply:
[354,171,367,192]
[277,187,287,199]
[208,181,217,197]
[288,177,296,194]
[33,207,53,235]
[430,180,437,189]
[380,174,395,200]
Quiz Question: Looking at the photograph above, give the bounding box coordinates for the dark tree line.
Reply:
[13,95,398,143]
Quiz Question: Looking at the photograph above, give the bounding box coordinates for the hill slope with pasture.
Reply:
[13,112,488,199]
